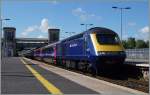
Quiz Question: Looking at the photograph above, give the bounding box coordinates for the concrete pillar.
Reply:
[48,28,60,44]
[3,27,16,57]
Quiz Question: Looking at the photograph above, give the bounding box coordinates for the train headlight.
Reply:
[98,51,106,55]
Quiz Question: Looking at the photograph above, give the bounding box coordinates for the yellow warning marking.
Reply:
[20,58,63,95]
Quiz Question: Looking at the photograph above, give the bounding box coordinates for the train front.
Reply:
[89,28,126,65]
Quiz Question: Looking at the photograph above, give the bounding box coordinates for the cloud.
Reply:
[37,35,45,38]
[21,18,56,37]
[21,25,38,37]
[137,26,150,41]
[128,22,136,26]
[40,18,50,32]
[26,25,38,32]
[72,8,85,15]
[122,26,149,41]
[51,0,58,4]
[140,26,149,33]
[72,8,102,21]
[72,8,87,21]
[48,0,59,5]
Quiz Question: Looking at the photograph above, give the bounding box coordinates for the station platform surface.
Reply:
[125,59,149,67]
[1,57,148,95]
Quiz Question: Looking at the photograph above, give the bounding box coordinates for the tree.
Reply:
[127,37,136,49]
[146,40,149,48]
[136,40,147,48]
[122,40,128,49]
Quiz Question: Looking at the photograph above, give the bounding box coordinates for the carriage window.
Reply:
[43,47,54,53]
[96,34,120,44]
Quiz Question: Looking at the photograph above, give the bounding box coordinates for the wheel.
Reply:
[75,61,79,70]
[88,63,98,77]
[91,67,97,77]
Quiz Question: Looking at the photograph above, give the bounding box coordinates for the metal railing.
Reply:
[125,48,149,62]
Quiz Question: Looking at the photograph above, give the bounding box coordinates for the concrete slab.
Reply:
[24,57,148,95]
[1,57,48,94]
[2,57,98,94]
[125,59,149,67]
[23,58,98,94]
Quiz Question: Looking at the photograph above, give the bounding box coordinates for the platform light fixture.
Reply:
[0,18,11,63]
[65,32,76,37]
[80,23,93,31]
[112,6,131,40]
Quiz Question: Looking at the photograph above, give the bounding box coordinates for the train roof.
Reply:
[88,27,117,34]
[41,41,61,49]
[34,27,117,51]
[61,27,117,42]
[61,32,84,42]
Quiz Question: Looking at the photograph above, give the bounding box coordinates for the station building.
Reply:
[2,27,60,57]
[3,27,16,57]
[48,29,60,43]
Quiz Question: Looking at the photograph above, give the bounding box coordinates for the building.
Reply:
[16,38,48,56]
[48,29,60,43]
[3,27,16,57]
[2,27,60,57]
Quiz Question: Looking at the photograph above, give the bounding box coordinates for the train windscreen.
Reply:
[96,34,120,44]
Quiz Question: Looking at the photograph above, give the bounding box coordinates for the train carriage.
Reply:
[24,27,126,75]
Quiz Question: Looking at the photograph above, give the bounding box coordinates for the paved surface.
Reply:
[125,59,149,67]
[25,57,148,95]
[2,57,98,94]
[1,57,48,94]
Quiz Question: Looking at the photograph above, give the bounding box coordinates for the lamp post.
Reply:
[80,23,93,31]
[0,18,11,63]
[65,32,76,37]
[112,6,131,41]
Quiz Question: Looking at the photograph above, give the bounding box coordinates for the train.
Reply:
[23,27,126,75]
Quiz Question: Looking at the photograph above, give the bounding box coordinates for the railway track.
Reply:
[32,59,149,93]
[68,67,149,93]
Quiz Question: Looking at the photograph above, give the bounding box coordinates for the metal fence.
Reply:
[125,48,149,61]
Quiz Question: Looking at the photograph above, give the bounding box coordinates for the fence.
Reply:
[125,48,149,61]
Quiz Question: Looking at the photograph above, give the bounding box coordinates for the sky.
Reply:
[1,0,149,41]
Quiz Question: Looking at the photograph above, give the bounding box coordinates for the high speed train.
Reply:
[24,27,126,74]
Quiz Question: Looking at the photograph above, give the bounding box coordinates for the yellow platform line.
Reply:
[20,58,63,95]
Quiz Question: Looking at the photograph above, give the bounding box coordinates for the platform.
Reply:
[1,57,148,95]
[125,59,149,67]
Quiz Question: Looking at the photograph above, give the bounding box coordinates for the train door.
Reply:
[84,34,88,57]
[86,35,91,56]
[61,42,66,65]
[54,46,57,64]
[62,42,66,57]
[40,48,42,57]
